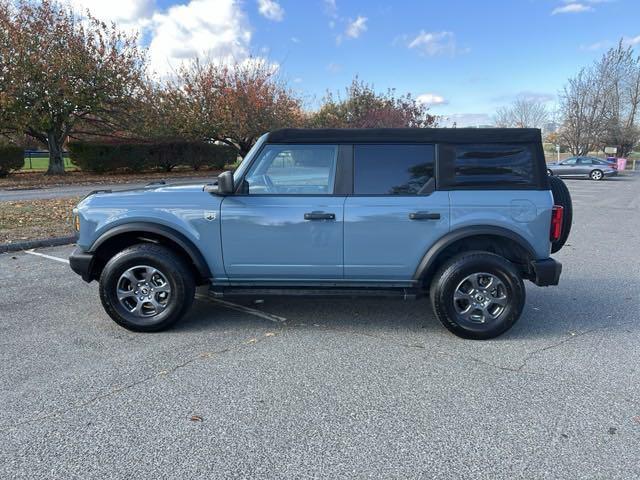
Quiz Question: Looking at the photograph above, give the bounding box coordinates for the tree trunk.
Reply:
[46,131,65,175]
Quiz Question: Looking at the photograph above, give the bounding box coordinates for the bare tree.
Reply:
[599,42,640,156]
[493,96,549,129]
[559,41,640,156]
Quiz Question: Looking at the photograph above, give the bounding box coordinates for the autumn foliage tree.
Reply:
[310,78,437,129]
[171,59,304,157]
[0,0,146,174]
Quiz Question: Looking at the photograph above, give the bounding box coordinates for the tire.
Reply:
[590,169,604,181]
[546,168,553,176]
[99,243,195,332]
[548,175,572,253]
[430,252,525,340]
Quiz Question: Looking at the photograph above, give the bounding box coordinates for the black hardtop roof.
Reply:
[267,128,542,145]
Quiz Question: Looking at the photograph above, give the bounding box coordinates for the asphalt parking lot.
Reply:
[1,175,639,479]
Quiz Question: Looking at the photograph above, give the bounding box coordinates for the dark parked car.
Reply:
[547,156,617,180]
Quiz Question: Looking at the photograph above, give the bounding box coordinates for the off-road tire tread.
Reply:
[430,251,525,340]
[99,243,195,332]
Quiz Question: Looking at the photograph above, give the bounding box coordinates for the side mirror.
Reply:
[217,171,234,195]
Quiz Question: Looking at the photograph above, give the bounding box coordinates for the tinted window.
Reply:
[452,144,535,186]
[354,144,435,195]
[245,145,338,194]
[563,158,578,165]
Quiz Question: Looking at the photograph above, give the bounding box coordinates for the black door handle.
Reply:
[304,211,336,220]
[409,211,440,220]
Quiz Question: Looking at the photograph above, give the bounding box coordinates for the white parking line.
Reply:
[25,249,70,264]
[195,294,287,323]
[22,249,287,323]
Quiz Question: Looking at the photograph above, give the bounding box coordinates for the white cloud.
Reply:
[345,16,367,39]
[257,0,284,21]
[323,0,338,18]
[68,0,155,32]
[552,3,594,15]
[580,40,610,50]
[493,91,556,103]
[624,35,640,46]
[416,93,448,106]
[148,0,252,76]
[407,31,464,56]
[441,113,493,128]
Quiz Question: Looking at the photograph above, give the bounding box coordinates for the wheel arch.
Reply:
[88,222,211,284]
[414,226,537,287]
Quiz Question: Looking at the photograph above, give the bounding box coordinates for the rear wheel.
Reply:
[590,169,604,180]
[430,252,525,340]
[548,175,572,253]
[99,243,195,332]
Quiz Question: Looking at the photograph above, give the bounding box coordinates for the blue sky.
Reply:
[70,0,640,126]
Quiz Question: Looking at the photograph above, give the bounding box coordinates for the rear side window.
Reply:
[450,144,535,187]
[354,144,435,195]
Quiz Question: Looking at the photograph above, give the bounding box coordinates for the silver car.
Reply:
[547,156,617,180]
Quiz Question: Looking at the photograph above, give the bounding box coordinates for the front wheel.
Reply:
[430,252,525,340]
[590,169,604,181]
[99,243,195,332]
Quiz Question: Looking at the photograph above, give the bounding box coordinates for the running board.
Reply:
[209,286,422,300]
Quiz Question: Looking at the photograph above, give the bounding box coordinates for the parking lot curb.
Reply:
[0,235,78,253]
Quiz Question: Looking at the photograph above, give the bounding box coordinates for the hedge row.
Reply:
[0,145,24,177]
[68,141,237,173]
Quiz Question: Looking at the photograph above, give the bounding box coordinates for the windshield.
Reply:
[233,133,268,184]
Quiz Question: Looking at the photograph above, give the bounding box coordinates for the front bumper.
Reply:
[69,247,95,282]
[530,258,562,286]
[604,170,618,177]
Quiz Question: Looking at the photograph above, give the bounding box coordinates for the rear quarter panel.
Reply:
[448,190,553,259]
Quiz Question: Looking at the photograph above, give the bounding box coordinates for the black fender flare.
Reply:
[90,222,211,280]
[413,225,537,281]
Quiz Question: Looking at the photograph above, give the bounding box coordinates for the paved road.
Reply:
[0,176,639,479]
[0,176,209,201]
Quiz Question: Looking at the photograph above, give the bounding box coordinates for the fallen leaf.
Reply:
[264,332,276,337]
[190,415,203,422]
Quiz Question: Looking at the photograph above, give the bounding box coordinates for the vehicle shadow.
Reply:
[174,278,638,342]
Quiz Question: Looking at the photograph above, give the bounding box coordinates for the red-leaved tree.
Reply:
[0,0,146,174]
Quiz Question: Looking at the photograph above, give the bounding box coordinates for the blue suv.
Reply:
[70,128,571,339]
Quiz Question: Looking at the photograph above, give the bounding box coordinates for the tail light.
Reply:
[550,205,563,242]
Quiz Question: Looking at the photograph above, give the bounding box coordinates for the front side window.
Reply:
[354,144,435,195]
[244,144,338,194]
[563,158,578,165]
[451,143,535,187]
